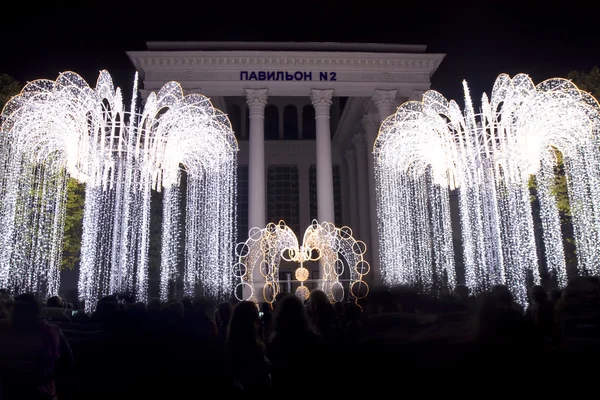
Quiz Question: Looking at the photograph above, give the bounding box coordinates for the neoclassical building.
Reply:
[127,41,445,292]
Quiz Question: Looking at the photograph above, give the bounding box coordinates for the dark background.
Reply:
[1,1,599,104]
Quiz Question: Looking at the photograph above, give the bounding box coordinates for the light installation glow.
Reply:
[375,73,600,306]
[0,70,237,312]
[234,220,369,305]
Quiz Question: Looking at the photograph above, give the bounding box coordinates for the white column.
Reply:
[352,133,371,255]
[310,89,335,224]
[367,89,398,285]
[344,149,359,236]
[245,88,268,231]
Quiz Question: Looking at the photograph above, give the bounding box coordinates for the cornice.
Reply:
[127,51,445,75]
[142,71,430,84]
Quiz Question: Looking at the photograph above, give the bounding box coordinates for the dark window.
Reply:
[283,105,298,139]
[267,166,300,235]
[265,105,279,140]
[302,105,315,140]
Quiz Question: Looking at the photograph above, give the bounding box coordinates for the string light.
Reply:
[374,73,600,307]
[295,285,310,301]
[0,70,237,312]
[295,266,309,282]
[234,220,369,305]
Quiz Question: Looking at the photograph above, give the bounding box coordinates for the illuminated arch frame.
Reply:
[374,73,600,307]
[0,70,238,312]
[234,220,370,306]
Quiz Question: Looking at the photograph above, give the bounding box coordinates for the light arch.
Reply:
[0,70,238,311]
[374,73,600,307]
[234,220,369,306]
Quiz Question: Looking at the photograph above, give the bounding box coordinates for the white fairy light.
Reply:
[147,85,238,302]
[0,70,237,311]
[234,220,369,305]
[375,73,600,307]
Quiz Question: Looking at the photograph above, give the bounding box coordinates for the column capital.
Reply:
[310,89,334,116]
[410,89,426,102]
[245,88,268,112]
[372,89,397,109]
[373,89,398,122]
[352,133,366,150]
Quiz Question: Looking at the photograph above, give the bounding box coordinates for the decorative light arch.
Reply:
[0,70,238,311]
[234,220,369,306]
[375,73,600,306]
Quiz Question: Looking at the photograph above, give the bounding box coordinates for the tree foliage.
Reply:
[62,178,86,270]
[529,66,600,217]
[528,67,600,281]
[568,66,600,99]
[0,73,21,109]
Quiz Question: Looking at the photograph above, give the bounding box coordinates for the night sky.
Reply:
[1,1,598,104]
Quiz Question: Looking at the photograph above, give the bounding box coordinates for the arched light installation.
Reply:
[234,220,369,306]
[374,94,457,294]
[143,83,237,303]
[0,70,237,312]
[234,221,299,305]
[375,73,600,307]
[0,72,102,298]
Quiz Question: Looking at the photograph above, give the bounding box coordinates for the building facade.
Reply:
[127,41,445,290]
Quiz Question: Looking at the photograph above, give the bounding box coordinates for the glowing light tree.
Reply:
[0,71,118,300]
[374,96,457,293]
[375,73,600,307]
[0,70,237,311]
[234,220,369,306]
[142,83,238,303]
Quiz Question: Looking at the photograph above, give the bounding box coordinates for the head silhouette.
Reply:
[47,295,63,308]
[216,301,233,326]
[11,293,41,330]
[228,301,260,347]
[275,294,310,335]
[529,285,547,304]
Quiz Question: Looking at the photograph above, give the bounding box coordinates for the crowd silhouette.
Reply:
[1,275,600,398]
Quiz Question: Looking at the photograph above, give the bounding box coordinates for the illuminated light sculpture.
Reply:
[293,260,310,301]
[146,83,237,303]
[0,70,237,311]
[234,220,369,305]
[375,73,600,307]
